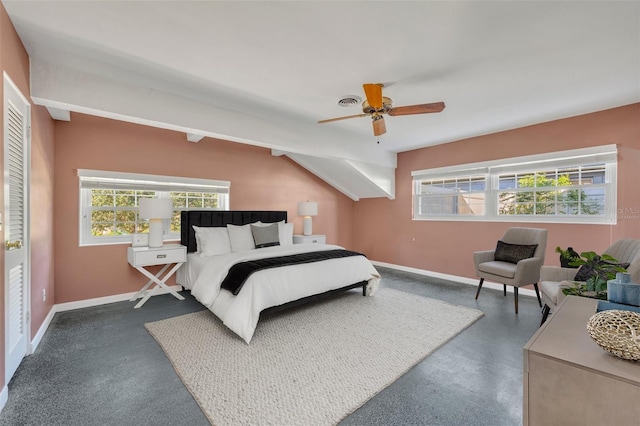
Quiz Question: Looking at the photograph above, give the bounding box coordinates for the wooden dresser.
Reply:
[523,296,640,425]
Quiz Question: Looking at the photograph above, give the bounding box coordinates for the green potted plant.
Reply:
[562,251,628,300]
[555,246,580,268]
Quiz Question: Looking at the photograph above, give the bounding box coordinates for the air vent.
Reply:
[337,95,362,107]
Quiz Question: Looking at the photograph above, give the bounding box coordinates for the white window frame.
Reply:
[78,169,230,246]
[412,145,618,224]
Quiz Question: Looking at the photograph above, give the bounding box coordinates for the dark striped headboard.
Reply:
[180,210,288,253]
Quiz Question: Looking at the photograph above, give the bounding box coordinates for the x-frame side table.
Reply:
[127,243,187,308]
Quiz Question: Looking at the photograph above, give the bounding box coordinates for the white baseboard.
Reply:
[54,284,184,312]
[30,305,56,354]
[0,385,7,415]
[370,260,537,297]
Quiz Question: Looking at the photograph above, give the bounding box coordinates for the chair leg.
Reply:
[475,278,484,300]
[533,283,542,307]
[514,287,519,314]
[540,304,550,326]
[503,284,507,297]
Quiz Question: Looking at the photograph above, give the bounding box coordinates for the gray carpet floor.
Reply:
[0,267,541,425]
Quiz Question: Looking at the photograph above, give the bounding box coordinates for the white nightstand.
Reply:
[127,243,187,308]
[293,234,326,244]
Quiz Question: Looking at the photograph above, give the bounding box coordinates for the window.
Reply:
[414,175,486,216]
[78,170,230,246]
[412,145,617,224]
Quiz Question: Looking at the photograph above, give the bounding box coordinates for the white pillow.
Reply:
[253,220,285,227]
[227,224,256,252]
[192,226,232,257]
[278,222,294,245]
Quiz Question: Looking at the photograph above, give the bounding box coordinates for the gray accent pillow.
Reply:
[494,240,538,264]
[251,223,280,248]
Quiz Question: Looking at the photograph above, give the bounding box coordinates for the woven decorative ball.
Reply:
[587,310,640,361]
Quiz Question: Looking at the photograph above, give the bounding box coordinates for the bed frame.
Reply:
[180,210,367,314]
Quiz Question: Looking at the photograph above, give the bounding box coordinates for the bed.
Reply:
[176,210,381,343]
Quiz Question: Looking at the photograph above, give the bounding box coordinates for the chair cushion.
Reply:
[494,240,538,264]
[478,261,517,279]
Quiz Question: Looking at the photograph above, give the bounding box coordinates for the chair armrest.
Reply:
[473,250,496,266]
[540,266,579,282]
[513,257,545,285]
[473,250,495,271]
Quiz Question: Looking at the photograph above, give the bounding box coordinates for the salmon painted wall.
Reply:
[354,104,640,280]
[1,4,56,388]
[53,114,355,303]
[30,105,55,334]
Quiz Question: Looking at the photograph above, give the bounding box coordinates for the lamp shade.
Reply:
[297,201,318,217]
[139,198,174,219]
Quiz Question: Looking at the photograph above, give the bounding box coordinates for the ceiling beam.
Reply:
[186,133,204,143]
[286,153,396,200]
[45,106,70,121]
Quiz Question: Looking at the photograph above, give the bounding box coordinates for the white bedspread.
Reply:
[188,244,380,343]
[176,253,210,290]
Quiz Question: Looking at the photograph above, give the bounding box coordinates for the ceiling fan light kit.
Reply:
[372,114,386,137]
[362,97,392,114]
[319,83,445,137]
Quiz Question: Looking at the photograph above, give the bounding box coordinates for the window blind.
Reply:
[78,169,230,194]
[412,144,617,181]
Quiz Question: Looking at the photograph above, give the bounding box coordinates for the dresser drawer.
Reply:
[293,235,326,244]
[128,245,186,267]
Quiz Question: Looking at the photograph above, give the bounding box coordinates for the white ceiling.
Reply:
[3,1,639,200]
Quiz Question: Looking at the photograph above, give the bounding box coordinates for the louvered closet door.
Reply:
[4,74,30,382]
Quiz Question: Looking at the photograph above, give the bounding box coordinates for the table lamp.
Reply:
[139,198,174,248]
[297,201,318,236]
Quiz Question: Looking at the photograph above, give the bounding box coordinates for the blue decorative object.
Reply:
[607,273,640,307]
[597,300,640,314]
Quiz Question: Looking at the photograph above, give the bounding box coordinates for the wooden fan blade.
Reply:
[318,113,368,124]
[372,117,386,136]
[388,102,445,116]
[363,83,383,110]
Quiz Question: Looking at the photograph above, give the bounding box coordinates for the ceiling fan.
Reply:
[318,83,445,136]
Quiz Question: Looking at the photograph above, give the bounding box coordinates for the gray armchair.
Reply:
[540,238,640,324]
[473,227,547,314]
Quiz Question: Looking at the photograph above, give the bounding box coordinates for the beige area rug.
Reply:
[145,288,483,425]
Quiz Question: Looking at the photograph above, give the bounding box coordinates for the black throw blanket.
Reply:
[220,249,365,295]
